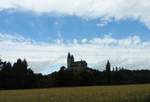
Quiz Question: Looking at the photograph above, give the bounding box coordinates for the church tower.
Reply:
[67,52,71,68]
[67,52,74,68]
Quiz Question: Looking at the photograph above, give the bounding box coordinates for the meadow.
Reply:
[0,84,150,102]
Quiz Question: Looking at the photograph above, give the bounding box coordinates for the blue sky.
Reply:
[1,0,150,74]
[0,10,150,42]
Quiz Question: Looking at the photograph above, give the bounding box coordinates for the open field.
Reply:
[0,84,150,102]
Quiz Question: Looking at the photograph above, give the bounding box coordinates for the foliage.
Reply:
[0,58,150,89]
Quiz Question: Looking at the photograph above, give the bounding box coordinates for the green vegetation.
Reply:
[0,84,150,102]
[1,56,150,89]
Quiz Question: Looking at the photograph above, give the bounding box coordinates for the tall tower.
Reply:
[67,52,74,68]
[67,52,71,68]
[70,55,74,62]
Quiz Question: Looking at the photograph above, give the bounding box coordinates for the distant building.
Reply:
[67,52,87,71]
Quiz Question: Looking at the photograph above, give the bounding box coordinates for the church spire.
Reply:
[67,52,71,68]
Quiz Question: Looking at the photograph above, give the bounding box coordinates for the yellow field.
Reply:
[0,84,150,102]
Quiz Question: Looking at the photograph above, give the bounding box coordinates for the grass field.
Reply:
[0,84,150,102]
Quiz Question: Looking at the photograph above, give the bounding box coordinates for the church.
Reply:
[67,53,87,71]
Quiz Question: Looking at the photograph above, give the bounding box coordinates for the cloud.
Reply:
[0,0,150,28]
[0,33,150,74]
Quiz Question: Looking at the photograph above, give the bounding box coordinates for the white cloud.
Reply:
[0,33,150,74]
[0,0,150,28]
[81,38,87,43]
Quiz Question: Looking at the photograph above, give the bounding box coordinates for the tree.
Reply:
[22,59,28,71]
[11,59,35,88]
[106,60,111,84]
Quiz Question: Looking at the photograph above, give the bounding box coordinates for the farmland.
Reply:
[0,84,150,102]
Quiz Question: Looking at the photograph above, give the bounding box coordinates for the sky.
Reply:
[0,0,150,74]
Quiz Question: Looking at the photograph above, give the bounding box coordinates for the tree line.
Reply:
[0,59,150,89]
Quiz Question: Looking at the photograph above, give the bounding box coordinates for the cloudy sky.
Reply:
[0,0,150,74]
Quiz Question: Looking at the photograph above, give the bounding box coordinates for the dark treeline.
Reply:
[0,59,150,89]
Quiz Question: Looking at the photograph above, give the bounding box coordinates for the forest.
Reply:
[0,58,150,89]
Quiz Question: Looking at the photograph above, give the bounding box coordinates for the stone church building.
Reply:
[67,53,87,71]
